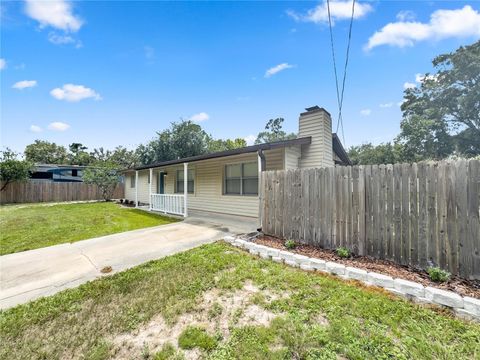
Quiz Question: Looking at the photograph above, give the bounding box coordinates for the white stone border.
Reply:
[224,236,479,322]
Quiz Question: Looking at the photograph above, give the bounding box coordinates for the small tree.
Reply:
[0,149,32,191]
[82,162,120,201]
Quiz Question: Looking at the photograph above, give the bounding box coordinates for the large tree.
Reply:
[0,149,32,191]
[91,146,138,169]
[207,138,247,153]
[348,142,404,165]
[255,118,296,144]
[24,140,68,164]
[398,41,480,159]
[137,120,211,165]
[68,143,93,165]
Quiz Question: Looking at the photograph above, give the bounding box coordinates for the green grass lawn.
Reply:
[0,202,178,255]
[1,242,478,360]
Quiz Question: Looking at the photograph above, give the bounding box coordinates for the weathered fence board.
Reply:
[0,181,124,205]
[260,160,480,279]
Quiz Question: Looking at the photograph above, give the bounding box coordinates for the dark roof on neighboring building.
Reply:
[332,133,352,165]
[133,136,313,171]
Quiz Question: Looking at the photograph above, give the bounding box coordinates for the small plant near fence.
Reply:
[336,247,351,258]
[427,267,451,282]
[284,239,296,249]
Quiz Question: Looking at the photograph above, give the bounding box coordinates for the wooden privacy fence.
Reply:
[0,181,124,204]
[260,160,480,279]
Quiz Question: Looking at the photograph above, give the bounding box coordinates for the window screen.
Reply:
[176,169,194,194]
[224,162,258,195]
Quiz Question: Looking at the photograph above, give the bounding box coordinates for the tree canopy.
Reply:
[82,161,121,201]
[255,118,296,144]
[24,140,69,164]
[0,149,32,191]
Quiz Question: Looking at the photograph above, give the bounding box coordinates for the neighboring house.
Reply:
[30,164,87,182]
[124,106,351,219]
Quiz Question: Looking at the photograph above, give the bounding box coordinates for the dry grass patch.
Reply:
[111,281,287,359]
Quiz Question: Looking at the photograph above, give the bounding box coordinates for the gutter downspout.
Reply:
[257,150,266,231]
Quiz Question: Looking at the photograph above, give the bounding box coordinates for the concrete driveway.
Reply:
[0,220,237,310]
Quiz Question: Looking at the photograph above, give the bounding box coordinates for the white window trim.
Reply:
[224,161,258,196]
[175,168,195,194]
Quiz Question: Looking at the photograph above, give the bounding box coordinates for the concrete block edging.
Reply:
[223,236,479,322]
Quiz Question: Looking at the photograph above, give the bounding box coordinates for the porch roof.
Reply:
[132,136,312,171]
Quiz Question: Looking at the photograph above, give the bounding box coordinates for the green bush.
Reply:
[284,239,296,249]
[178,326,217,351]
[427,267,451,282]
[336,247,351,258]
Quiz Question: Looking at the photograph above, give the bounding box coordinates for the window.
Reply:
[72,169,78,177]
[224,162,258,195]
[130,174,136,188]
[176,169,194,194]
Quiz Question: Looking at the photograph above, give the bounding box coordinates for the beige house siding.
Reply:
[125,147,285,218]
[284,145,301,170]
[298,109,334,168]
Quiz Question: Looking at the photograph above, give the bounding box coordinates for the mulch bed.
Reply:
[254,235,480,299]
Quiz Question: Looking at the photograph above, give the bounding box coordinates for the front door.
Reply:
[158,172,165,194]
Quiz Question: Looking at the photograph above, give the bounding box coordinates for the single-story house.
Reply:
[124,106,350,219]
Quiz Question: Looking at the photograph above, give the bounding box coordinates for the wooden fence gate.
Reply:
[260,160,480,279]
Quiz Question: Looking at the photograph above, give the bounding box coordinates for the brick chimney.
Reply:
[298,106,334,168]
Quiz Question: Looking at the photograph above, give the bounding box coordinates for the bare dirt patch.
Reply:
[255,235,480,299]
[111,281,288,359]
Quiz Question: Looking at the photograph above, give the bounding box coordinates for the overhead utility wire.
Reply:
[326,0,356,146]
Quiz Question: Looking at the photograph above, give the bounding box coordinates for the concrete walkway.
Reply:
[0,221,235,309]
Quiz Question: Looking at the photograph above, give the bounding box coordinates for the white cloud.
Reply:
[48,122,70,131]
[403,82,416,90]
[12,80,37,90]
[30,125,43,133]
[48,32,83,47]
[0,58,6,70]
[396,10,416,22]
[244,134,256,145]
[360,109,371,116]
[50,84,101,102]
[379,102,393,108]
[287,0,372,25]
[24,0,82,32]
[265,63,295,78]
[48,32,71,43]
[366,5,480,50]
[189,112,209,122]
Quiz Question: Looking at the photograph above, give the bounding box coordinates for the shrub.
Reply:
[284,239,296,249]
[336,247,351,258]
[427,267,451,282]
[178,326,217,351]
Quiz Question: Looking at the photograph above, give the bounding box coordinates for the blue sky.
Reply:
[1,1,479,154]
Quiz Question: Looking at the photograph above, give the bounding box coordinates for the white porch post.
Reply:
[135,170,139,207]
[149,168,153,210]
[183,162,188,217]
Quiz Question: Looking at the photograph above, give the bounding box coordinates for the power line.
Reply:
[326,0,356,146]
